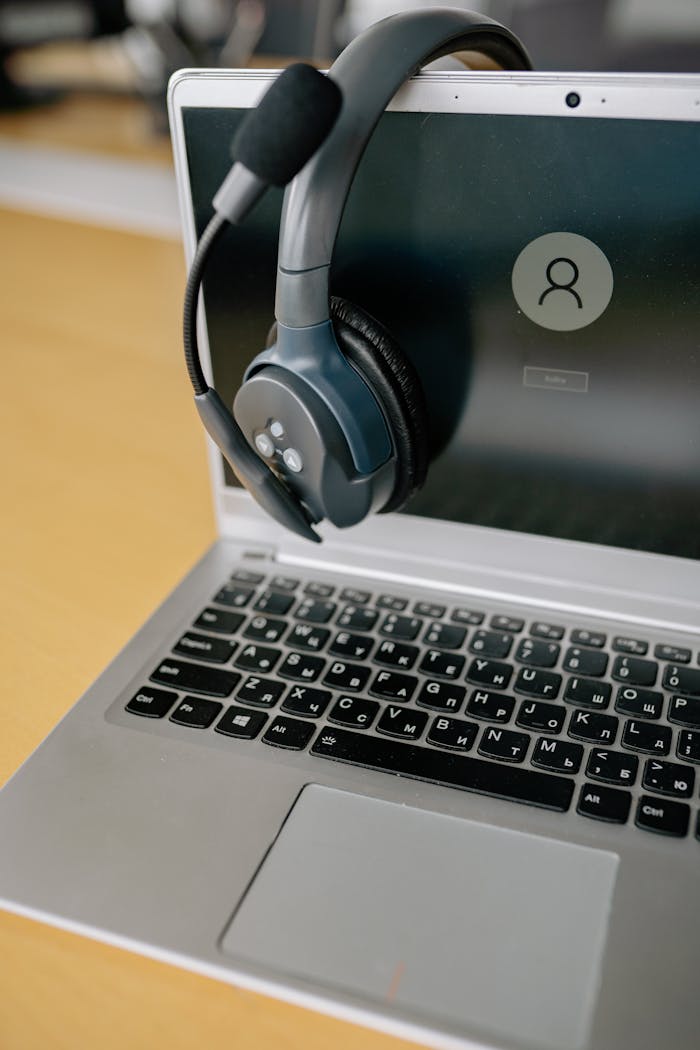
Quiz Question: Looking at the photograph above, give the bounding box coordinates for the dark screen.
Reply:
[183,105,700,559]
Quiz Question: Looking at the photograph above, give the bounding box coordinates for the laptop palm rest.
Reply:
[221,785,618,1049]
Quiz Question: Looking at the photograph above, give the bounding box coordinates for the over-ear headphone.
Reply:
[183,8,532,543]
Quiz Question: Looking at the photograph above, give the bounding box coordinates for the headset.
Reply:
[183,8,532,543]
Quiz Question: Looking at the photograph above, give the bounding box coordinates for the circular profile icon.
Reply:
[511,232,613,331]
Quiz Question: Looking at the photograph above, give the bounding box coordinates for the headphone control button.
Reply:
[283,448,303,473]
[270,419,285,438]
[254,432,275,457]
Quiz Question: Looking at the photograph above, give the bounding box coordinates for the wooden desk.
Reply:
[0,163,420,1050]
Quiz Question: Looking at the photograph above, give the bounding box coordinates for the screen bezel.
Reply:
[168,68,700,627]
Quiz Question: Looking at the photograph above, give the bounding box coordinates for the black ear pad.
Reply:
[330,296,429,513]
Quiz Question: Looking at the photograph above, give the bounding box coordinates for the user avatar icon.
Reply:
[511,232,613,332]
[538,257,582,309]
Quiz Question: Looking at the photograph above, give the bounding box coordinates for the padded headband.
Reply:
[275,8,532,328]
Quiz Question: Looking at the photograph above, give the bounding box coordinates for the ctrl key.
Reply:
[635,795,689,837]
[126,687,177,719]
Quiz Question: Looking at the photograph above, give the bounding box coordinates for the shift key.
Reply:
[151,659,240,697]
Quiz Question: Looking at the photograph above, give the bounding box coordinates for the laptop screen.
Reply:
[182,105,700,560]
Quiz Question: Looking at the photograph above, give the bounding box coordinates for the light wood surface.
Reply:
[0,185,421,1050]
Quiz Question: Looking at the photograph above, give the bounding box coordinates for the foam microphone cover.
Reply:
[231,63,342,187]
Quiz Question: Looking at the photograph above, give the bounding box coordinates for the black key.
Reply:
[530,621,565,641]
[236,675,285,707]
[126,686,177,719]
[234,643,281,674]
[269,574,299,592]
[328,695,379,729]
[516,700,566,735]
[304,581,335,598]
[635,795,689,837]
[613,636,648,656]
[611,655,658,687]
[376,705,429,740]
[668,694,700,728]
[564,676,612,710]
[663,665,700,696]
[514,667,561,700]
[622,720,672,756]
[311,729,573,812]
[262,716,315,750]
[466,658,513,690]
[339,586,371,604]
[377,594,408,611]
[323,660,371,692]
[563,647,608,677]
[230,568,265,585]
[337,605,378,632]
[375,639,419,670]
[568,709,618,745]
[214,583,254,608]
[677,730,700,763]
[215,706,268,739]
[254,589,295,615]
[170,696,222,729]
[379,613,422,640]
[423,622,466,649]
[570,628,606,648]
[419,648,465,680]
[243,615,287,643]
[369,670,417,702]
[614,686,663,720]
[277,650,325,682]
[577,784,631,824]
[295,597,336,623]
[426,716,478,752]
[514,638,560,668]
[328,631,373,661]
[285,622,330,652]
[654,643,691,664]
[466,690,515,723]
[451,607,484,626]
[490,614,524,633]
[642,759,695,798]
[151,659,240,698]
[281,685,332,719]
[193,607,244,635]
[415,680,466,713]
[415,600,446,619]
[174,631,236,664]
[478,726,529,763]
[531,738,583,774]
[469,630,513,659]
[586,748,638,787]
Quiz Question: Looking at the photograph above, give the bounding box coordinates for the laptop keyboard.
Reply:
[125,566,700,842]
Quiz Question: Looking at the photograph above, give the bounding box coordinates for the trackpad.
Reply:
[221,785,618,1049]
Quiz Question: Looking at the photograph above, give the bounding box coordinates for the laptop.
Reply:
[1,65,699,1050]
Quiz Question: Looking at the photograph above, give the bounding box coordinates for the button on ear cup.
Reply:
[330,296,429,513]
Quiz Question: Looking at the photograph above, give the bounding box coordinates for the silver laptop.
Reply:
[1,66,699,1050]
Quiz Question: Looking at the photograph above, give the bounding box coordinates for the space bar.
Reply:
[311,730,573,812]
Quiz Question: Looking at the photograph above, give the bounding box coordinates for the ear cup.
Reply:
[330,296,429,513]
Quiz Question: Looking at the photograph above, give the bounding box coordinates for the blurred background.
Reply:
[2,0,700,114]
[1,0,699,236]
